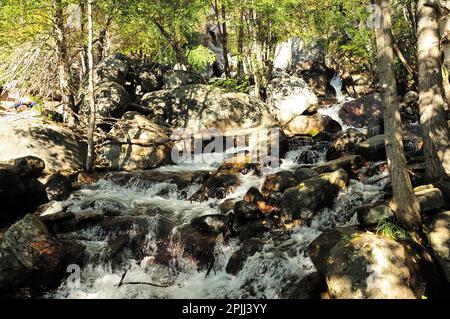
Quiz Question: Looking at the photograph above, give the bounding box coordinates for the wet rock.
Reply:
[10,156,45,180]
[414,186,446,213]
[326,129,367,161]
[244,187,265,204]
[281,170,348,223]
[190,171,240,202]
[266,75,318,124]
[292,167,319,183]
[0,214,85,292]
[105,170,211,190]
[218,154,262,176]
[307,226,360,277]
[219,199,236,213]
[45,172,72,201]
[191,214,231,235]
[226,238,265,275]
[103,112,173,171]
[357,202,394,227]
[326,233,434,299]
[427,211,450,283]
[233,201,263,227]
[261,171,299,196]
[238,219,274,241]
[313,155,365,175]
[355,134,386,161]
[339,94,383,128]
[171,224,218,270]
[280,271,322,299]
[283,114,342,138]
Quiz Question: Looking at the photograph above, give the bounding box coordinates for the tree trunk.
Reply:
[86,0,96,173]
[237,10,244,78]
[417,0,450,180]
[52,0,76,124]
[220,4,230,76]
[375,0,421,230]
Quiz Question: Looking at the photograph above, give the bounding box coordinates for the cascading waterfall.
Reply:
[43,138,387,299]
[330,74,345,103]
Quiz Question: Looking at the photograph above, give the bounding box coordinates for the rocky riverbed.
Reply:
[1,53,450,299]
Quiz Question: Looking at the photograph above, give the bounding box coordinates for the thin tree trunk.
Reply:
[86,0,96,173]
[52,0,76,124]
[375,0,421,230]
[221,4,230,76]
[237,10,244,78]
[417,0,450,180]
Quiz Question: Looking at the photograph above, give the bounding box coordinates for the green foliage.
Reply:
[210,76,250,93]
[376,219,410,241]
[187,46,216,72]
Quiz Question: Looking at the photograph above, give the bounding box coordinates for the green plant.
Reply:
[187,45,216,72]
[376,219,410,241]
[210,76,250,93]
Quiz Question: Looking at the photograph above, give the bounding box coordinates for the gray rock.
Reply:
[162,70,204,89]
[0,214,85,291]
[326,129,367,161]
[190,170,241,202]
[103,112,173,171]
[45,172,72,201]
[141,84,277,134]
[357,202,394,227]
[226,238,265,275]
[0,116,86,173]
[414,186,446,213]
[281,169,348,223]
[313,155,365,175]
[326,233,430,299]
[427,211,450,283]
[356,134,386,161]
[283,113,342,138]
[266,76,318,125]
[339,94,383,128]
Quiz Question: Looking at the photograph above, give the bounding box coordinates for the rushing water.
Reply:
[42,82,386,300]
[43,141,385,299]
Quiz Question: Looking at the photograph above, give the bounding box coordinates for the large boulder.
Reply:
[313,155,365,175]
[141,84,277,133]
[283,114,342,138]
[281,169,348,223]
[103,112,173,171]
[0,115,85,173]
[326,233,436,299]
[339,94,383,128]
[326,129,367,160]
[94,53,131,85]
[427,211,450,283]
[266,76,318,125]
[81,81,130,119]
[0,214,85,292]
[355,134,386,161]
[170,224,218,270]
[274,37,325,74]
[189,170,241,202]
[415,186,446,214]
[162,70,204,89]
[0,161,49,223]
[357,202,394,227]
